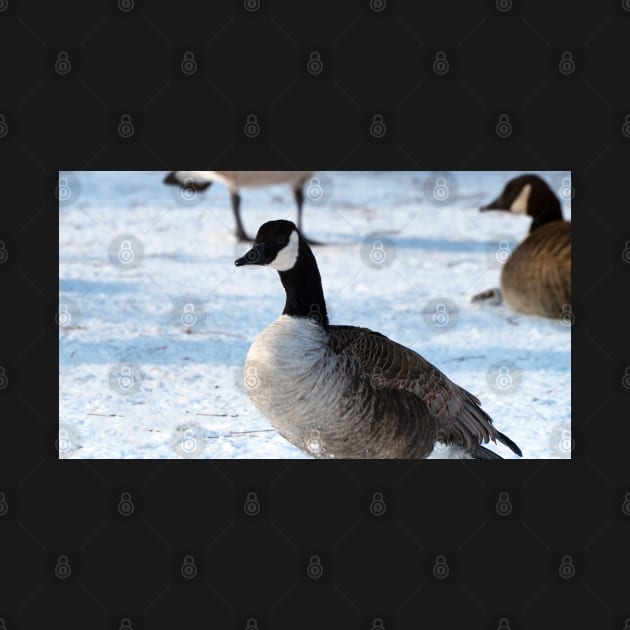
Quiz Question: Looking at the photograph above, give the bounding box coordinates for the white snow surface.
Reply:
[59,171,571,459]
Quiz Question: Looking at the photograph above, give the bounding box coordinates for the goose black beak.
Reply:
[235,243,265,266]
[480,197,505,212]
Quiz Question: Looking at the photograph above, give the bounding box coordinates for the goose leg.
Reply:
[231,192,253,242]
[295,187,322,246]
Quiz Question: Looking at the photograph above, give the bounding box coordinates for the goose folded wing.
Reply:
[520,221,571,261]
[329,326,502,451]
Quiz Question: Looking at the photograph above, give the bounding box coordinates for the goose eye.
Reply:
[276,236,288,246]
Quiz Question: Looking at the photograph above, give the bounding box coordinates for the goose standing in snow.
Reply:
[473,174,571,319]
[164,170,317,243]
[235,220,522,460]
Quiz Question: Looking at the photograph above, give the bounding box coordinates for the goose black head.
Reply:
[480,174,563,229]
[163,171,212,192]
[235,220,301,271]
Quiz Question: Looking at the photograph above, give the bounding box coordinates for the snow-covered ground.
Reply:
[58,170,571,459]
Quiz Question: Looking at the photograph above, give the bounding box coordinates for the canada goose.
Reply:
[235,220,522,460]
[473,174,571,319]
[163,170,317,243]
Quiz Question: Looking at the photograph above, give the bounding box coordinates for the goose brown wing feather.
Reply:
[517,221,571,263]
[328,325,520,455]
[502,220,571,317]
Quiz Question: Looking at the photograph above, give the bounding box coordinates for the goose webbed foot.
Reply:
[471,288,502,305]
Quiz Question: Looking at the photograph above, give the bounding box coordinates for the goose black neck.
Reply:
[529,187,563,233]
[278,238,329,327]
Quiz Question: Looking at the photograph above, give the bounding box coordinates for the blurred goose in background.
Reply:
[235,219,523,460]
[473,174,571,319]
[164,170,317,243]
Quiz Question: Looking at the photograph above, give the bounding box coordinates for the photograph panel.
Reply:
[58,170,571,459]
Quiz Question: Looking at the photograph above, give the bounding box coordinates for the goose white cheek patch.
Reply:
[269,230,300,271]
[510,183,531,214]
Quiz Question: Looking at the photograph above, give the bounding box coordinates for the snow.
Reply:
[58,170,571,459]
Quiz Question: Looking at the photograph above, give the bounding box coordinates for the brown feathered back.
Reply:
[501,220,571,318]
[328,325,521,458]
